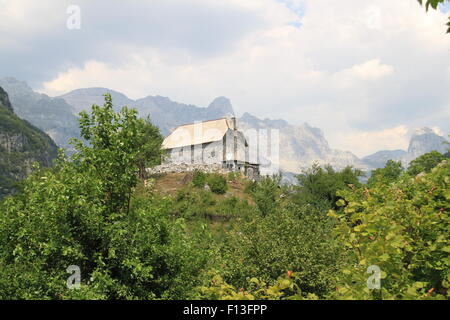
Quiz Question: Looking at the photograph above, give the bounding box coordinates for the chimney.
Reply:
[227,116,236,131]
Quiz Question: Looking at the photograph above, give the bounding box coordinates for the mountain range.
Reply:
[0,77,448,178]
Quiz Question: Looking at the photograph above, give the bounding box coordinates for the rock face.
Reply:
[362,150,408,169]
[406,128,448,161]
[362,128,448,168]
[60,88,235,136]
[0,77,81,152]
[0,86,58,198]
[237,112,369,174]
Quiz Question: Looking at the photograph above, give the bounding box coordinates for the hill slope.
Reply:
[0,86,58,198]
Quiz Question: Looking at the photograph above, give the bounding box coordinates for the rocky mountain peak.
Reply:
[407,127,447,157]
[207,97,234,118]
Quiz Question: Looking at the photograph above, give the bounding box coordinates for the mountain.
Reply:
[3,78,447,176]
[60,88,235,136]
[59,87,366,173]
[237,112,369,174]
[405,128,448,162]
[0,77,80,152]
[362,128,448,168]
[0,86,58,198]
[362,150,407,169]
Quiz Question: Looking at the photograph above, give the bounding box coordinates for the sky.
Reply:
[0,0,449,157]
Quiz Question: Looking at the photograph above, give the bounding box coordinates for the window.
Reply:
[211,151,216,158]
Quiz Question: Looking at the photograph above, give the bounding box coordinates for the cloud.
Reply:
[333,126,411,158]
[2,0,450,157]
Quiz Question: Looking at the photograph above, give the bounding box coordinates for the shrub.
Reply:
[206,174,228,194]
[215,204,344,298]
[192,170,206,188]
[328,160,450,300]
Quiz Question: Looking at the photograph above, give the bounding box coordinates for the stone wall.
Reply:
[146,163,229,175]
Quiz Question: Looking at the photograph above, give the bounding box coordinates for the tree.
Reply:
[294,164,363,210]
[0,95,207,299]
[134,115,164,179]
[407,150,446,176]
[368,160,403,186]
[329,159,450,299]
[418,0,450,33]
[74,94,162,214]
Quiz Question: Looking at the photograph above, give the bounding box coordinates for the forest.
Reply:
[0,94,448,300]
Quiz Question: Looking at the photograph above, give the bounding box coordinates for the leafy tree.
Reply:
[407,150,445,176]
[418,0,450,33]
[215,204,343,298]
[294,164,363,210]
[135,116,164,179]
[368,160,403,186]
[328,160,450,299]
[250,175,281,217]
[0,95,208,299]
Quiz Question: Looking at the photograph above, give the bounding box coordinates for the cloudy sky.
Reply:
[1,0,449,157]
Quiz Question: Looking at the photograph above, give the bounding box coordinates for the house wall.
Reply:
[165,141,223,165]
[224,129,247,163]
[163,129,248,168]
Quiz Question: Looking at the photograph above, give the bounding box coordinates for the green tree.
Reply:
[0,95,208,299]
[294,164,363,210]
[135,116,163,179]
[328,159,449,299]
[407,151,446,176]
[215,204,343,298]
[368,160,403,186]
[250,175,281,216]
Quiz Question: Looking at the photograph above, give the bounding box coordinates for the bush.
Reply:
[215,204,344,298]
[328,160,450,300]
[206,174,228,194]
[251,176,281,216]
[192,170,206,188]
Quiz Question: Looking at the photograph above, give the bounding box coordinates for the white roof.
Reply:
[162,118,231,149]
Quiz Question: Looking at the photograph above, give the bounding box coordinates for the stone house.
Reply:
[161,117,260,179]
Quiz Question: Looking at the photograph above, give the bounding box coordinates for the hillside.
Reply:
[0,77,80,152]
[0,86,58,198]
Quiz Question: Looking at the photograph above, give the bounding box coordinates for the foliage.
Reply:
[249,175,281,216]
[192,170,206,188]
[198,270,318,300]
[407,151,445,176]
[368,160,404,187]
[0,87,58,198]
[134,115,164,179]
[328,159,449,299]
[206,174,228,195]
[294,164,363,210]
[0,95,208,299]
[215,204,344,298]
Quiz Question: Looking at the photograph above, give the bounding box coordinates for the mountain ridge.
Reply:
[1,77,447,175]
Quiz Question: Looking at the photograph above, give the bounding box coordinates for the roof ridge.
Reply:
[173,117,230,129]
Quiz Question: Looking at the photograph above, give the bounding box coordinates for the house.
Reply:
[161,117,260,179]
